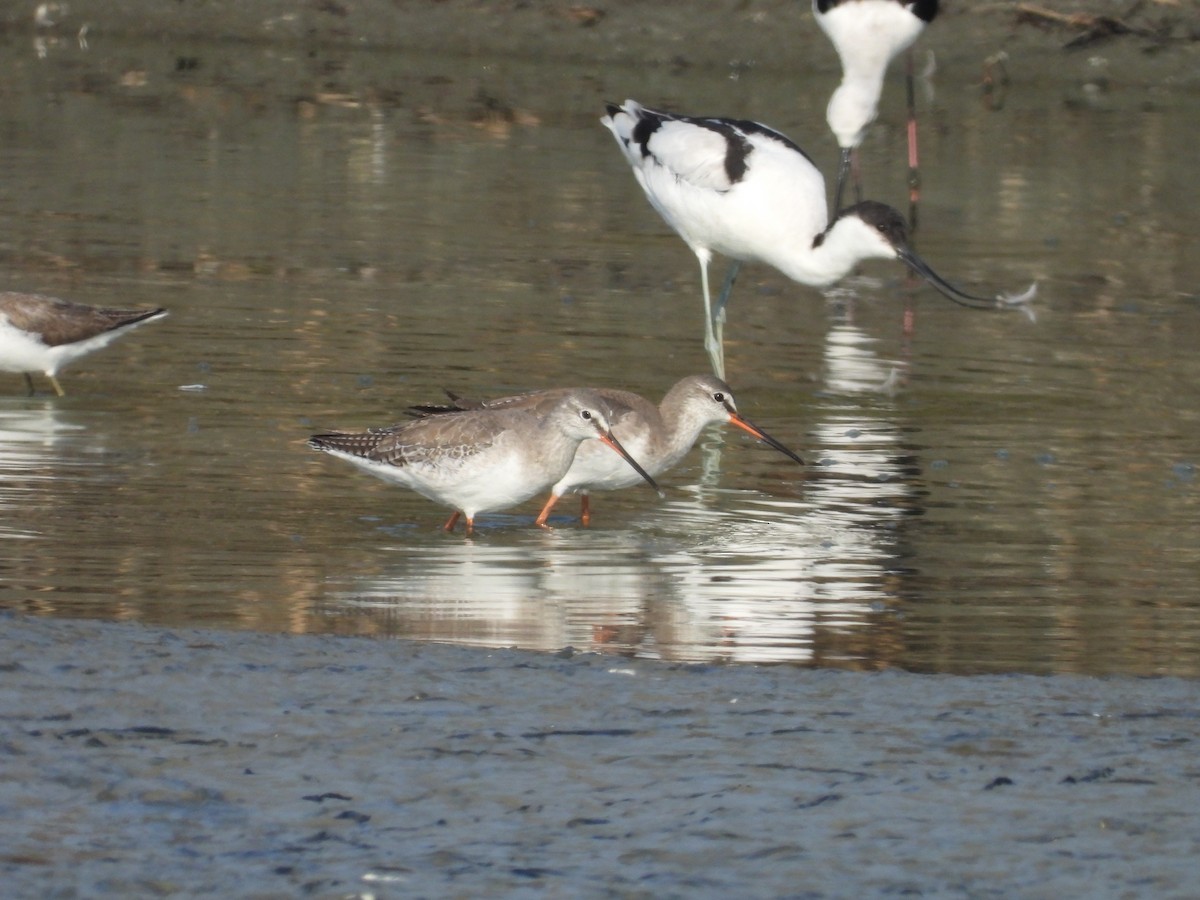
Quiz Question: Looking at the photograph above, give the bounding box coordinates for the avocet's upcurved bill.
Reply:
[601,100,1034,379]
[833,201,1035,311]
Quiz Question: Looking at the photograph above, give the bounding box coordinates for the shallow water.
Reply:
[0,33,1197,675]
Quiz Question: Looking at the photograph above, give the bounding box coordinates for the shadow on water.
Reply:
[0,28,1197,674]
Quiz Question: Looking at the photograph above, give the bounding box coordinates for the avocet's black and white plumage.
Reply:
[0,292,168,396]
[602,99,1031,380]
[814,0,939,213]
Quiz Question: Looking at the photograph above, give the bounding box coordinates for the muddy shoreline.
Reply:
[3,612,1200,896]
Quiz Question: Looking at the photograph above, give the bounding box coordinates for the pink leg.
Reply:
[906,48,921,232]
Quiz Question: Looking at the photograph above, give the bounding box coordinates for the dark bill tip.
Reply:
[599,433,665,498]
[896,247,1004,310]
[728,414,805,466]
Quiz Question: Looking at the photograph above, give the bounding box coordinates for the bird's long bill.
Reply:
[896,246,1009,311]
[728,414,805,465]
[597,433,665,498]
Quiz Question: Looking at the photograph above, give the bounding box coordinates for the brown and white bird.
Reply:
[308,389,662,535]
[0,292,167,396]
[410,374,805,526]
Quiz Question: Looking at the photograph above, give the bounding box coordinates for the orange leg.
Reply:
[443,511,461,532]
[580,494,592,527]
[534,493,560,528]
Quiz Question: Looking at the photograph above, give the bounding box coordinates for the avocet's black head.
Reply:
[815,200,908,251]
[842,200,910,248]
[825,200,907,247]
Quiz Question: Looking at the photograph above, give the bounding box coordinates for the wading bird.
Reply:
[814,0,939,215]
[0,292,167,396]
[409,374,804,527]
[308,389,661,535]
[602,100,1032,380]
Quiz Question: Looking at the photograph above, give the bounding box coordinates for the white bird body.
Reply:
[815,0,934,150]
[602,99,1032,379]
[605,101,905,377]
[814,0,939,213]
[607,104,840,286]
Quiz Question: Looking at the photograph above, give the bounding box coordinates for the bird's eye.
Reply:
[580,410,593,421]
[713,392,726,403]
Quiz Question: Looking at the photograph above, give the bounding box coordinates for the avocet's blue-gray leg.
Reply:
[712,258,742,376]
[697,251,726,380]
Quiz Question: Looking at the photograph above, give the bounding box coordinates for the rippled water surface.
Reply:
[0,32,1196,674]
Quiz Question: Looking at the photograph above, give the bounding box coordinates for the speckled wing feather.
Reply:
[309,412,509,468]
[409,386,654,433]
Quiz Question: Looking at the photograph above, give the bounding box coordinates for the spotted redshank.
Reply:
[0,292,168,396]
[410,374,805,526]
[308,389,662,534]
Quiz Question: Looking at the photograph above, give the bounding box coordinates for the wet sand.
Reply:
[3,612,1199,896]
